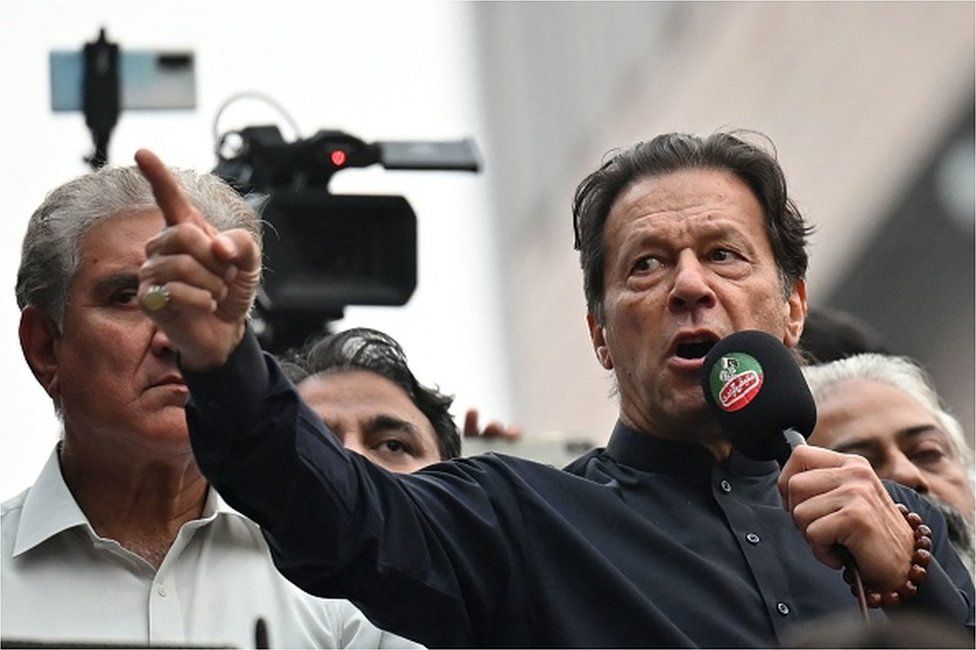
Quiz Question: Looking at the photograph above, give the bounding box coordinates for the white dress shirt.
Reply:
[1,448,422,648]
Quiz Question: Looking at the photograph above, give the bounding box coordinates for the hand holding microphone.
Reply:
[701,332,918,610]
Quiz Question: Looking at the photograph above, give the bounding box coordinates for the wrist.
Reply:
[845,504,932,607]
[179,323,247,372]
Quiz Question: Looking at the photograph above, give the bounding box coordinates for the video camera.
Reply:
[212,125,481,352]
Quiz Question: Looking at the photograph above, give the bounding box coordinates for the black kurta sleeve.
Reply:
[183,330,517,647]
[883,482,974,628]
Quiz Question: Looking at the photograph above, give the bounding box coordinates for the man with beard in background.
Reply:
[804,353,975,577]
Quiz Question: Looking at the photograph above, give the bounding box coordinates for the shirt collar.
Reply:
[207,484,244,518]
[12,447,89,557]
[12,446,242,558]
[604,420,779,479]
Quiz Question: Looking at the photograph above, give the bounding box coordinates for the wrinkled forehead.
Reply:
[298,370,413,413]
[604,169,771,252]
[817,378,943,439]
[614,167,757,208]
[297,370,439,441]
[72,209,164,277]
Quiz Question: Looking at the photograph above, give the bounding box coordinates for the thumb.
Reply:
[211,229,261,323]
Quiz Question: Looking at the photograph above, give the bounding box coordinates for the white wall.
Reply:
[0,0,510,500]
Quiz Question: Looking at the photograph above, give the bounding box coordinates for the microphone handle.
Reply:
[771,427,808,469]
[783,427,806,453]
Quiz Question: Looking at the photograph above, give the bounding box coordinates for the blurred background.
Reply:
[1,1,972,499]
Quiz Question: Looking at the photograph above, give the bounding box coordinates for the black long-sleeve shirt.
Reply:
[185,332,975,647]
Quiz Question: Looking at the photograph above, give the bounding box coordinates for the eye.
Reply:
[632,256,662,274]
[376,439,413,455]
[707,248,740,263]
[112,289,139,305]
[909,445,947,467]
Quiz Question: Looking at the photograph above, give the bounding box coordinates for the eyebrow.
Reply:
[831,438,880,456]
[92,272,139,295]
[831,424,941,455]
[894,424,943,443]
[695,221,758,252]
[365,414,423,437]
[624,220,754,253]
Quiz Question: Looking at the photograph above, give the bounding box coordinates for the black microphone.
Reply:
[700,330,816,466]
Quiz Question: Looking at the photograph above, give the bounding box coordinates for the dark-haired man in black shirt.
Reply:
[134,136,974,647]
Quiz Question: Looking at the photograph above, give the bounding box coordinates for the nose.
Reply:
[149,323,177,358]
[886,450,931,495]
[668,250,716,312]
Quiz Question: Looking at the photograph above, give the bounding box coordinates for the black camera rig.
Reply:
[213,125,481,352]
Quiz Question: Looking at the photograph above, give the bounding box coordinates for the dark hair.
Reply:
[572,131,812,322]
[290,328,461,460]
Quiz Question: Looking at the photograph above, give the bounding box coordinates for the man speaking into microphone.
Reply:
[137,132,974,647]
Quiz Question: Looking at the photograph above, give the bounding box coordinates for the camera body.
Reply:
[213,125,480,352]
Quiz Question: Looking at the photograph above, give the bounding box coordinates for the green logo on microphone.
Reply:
[709,353,764,412]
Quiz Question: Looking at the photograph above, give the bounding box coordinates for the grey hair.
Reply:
[802,354,973,470]
[16,164,262,329]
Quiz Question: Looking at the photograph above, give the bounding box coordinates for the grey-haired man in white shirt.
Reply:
[2,163,420,649]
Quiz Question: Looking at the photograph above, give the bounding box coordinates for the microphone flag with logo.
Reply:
[700,330,817,466]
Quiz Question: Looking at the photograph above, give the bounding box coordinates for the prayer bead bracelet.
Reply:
[843,503,931,608]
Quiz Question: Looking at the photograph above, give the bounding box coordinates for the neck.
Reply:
[59,439,207,569]
[620,410,732,462]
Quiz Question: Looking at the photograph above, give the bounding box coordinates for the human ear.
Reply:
[19,306,62,399]
[783,279,807,348]
[587,311,614,370]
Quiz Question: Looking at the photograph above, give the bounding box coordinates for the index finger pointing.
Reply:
[134,149,207,229]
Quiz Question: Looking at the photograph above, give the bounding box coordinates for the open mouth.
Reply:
[672,335,719,360]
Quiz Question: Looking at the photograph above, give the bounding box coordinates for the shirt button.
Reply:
[157,586,168,597]
[777,602,790,616]
[719,480,732,493]
[746,533,760,545]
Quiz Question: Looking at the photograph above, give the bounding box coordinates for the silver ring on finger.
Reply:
[143,284,171,312]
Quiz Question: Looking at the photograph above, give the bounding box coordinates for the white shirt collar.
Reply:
[11,446,241,558]
[12,448,88,557]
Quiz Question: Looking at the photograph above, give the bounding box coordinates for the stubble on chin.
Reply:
[635,390,727,447]
[928,496,976,578]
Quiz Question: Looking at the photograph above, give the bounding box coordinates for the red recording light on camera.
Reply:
[330,150,347,167]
